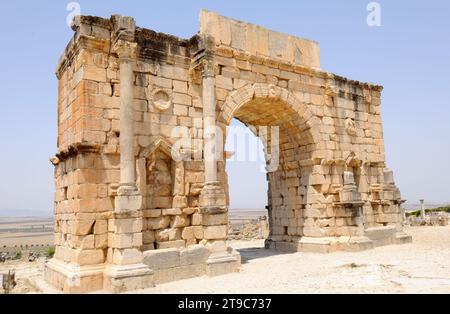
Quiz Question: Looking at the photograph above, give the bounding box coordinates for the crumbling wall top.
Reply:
[200,10,321,69]
[56,11,382,90]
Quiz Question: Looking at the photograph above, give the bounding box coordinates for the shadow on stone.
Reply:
[237,247,292,264]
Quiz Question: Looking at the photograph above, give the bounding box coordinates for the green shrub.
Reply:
[407,206,450,217]
[15,251,22,260]
[47,247,55,258]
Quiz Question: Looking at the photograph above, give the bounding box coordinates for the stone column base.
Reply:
[103,263,154,294]
[206,249,241,276]
[266,236,374,253]
[44,259,105,293]
[45,246,242,293]
[266,228,412,253]
[365,226,412,247]
[141,244,241,284]
[394,231,413,244]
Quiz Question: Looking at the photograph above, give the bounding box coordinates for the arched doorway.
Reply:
[218,84,321,249]
[225,118,269,240]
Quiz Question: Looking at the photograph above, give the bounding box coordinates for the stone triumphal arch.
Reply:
[45,10,411,293]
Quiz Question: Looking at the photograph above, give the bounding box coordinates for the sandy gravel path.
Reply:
[136,226,450,294]
[2,226,450,293]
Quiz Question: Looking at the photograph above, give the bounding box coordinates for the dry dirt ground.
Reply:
[0,232,53,247]
[2,226,450,294]
[0,217,53,247]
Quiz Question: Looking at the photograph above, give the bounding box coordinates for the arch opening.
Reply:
[225,118,269,240]
[222,96,317,245]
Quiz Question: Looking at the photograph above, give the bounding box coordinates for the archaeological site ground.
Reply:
[44,10,412,293]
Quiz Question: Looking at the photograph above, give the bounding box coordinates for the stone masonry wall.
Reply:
[48,11,410,293]
[53,16,230,267]
[207,37,400,243]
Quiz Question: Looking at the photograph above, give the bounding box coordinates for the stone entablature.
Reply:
[46,10,411,293]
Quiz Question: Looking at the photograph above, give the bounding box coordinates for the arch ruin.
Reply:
[45,10,411,293]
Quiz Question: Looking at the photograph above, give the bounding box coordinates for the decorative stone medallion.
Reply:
[151,89,172,111]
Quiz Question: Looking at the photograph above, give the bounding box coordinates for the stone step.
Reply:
[364,226,397,241]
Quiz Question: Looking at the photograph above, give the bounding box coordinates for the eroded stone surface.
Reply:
[47,10,409,293]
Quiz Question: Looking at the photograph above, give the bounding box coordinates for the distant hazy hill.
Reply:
[0,208,52,218]
[2,204,448,217]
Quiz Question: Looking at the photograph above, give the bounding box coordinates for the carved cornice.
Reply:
[51,143,101,165]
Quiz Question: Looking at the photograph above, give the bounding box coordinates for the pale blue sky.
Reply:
[0,0,449,214]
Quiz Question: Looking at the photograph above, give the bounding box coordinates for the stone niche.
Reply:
[140,142,201,251]
[45,10,411,293]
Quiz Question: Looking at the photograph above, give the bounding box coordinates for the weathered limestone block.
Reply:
[302,226,327,237]
[143,248,180,270]
[202,213,227,226]
[146,217,171,230]
[112,248,142,265]
[74,220,95,236]
[143,231,155,243]
[172,196,188,208]
[79,235,95,249]
[115,194,142,212]
[303,208,326,219]
[160,65,189,81]
[75,249,106,266]
[94,220,108,234]
[173,80,188,93]
[162,208,182,216]
[191,213,203,225]
[150,196,172,208]
[182,207,196,215]
[108,233,134,249]
[171,215,190,228]
[182,226,204,240]
[54,246,75,263]
[180,245,210,266]
[156,240,186,249]
[95,234,108,249]
[156,228,181,242]
[204,225,228,240]
[143,209,161,218]
[109,218,143,234]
